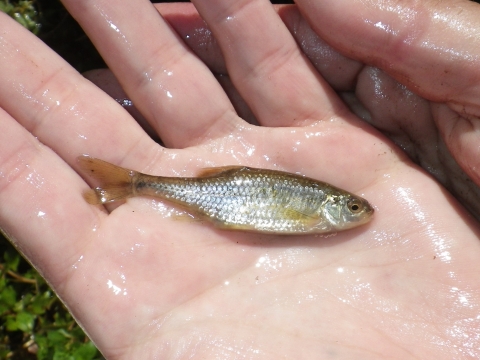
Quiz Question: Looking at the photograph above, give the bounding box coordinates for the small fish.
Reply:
[78,155,374,234]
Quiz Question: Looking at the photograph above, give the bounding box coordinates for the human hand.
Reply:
[289,0,480,221]
[0,1,479,359]
[143,1,480,221]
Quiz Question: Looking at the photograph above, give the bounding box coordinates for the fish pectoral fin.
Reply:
[197,166,249,178]
[282,207,318,223]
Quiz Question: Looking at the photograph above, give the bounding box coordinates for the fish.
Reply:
[78,155,374,234]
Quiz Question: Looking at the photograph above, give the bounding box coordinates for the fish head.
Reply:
[321,194,374,231]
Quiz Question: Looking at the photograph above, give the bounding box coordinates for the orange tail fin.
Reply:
[77,155,136,205]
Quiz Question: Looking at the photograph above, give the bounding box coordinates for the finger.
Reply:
[158,3,364,93]
[0,105,102,285]
[191,0,348,127]
[217,74,259,125]
[295,0,480,114]
[276,6,363,92]
[83,69,161,143]
[86,68,259,127]
[154,3,228,75]
[294,0,480,187]
[434,105,480,186]
[0,12,158,168]
[63,0,241,148]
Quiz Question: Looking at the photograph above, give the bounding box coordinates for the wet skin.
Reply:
[0,0,480,359]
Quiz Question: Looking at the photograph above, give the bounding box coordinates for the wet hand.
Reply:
[291,0,480,220]
[0,0,479,358]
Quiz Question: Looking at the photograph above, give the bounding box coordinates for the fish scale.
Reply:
[78,156,374,234]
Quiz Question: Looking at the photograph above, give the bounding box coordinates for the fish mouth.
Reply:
[359,208,374,226]
[350,205,375,227]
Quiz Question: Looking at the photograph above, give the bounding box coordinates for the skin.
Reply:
[0,0,480,358]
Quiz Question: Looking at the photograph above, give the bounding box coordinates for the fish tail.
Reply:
[77,155,136,205]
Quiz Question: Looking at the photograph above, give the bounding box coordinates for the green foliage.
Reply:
[0,0,41,34]
[0,236,102,359]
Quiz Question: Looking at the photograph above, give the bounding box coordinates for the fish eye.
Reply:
[347,199,363,213]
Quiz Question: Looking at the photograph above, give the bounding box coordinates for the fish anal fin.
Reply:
[197,166,248,178]
[170,211,203,223]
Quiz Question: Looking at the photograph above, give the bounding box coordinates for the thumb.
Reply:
[296,0,480,112]
[296,0,480,183]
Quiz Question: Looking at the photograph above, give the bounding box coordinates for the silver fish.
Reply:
[78,155,374,234]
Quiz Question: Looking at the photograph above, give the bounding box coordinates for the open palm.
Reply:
[0,0,479,358]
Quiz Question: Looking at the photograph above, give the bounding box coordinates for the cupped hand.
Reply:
[0,0,479,359]
[292,0,480,221]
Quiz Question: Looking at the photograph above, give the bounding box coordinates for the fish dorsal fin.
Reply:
[197,166,249,178]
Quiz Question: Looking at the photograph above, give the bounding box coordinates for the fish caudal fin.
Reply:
[77,155,136,205]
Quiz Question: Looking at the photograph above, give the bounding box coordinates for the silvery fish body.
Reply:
[78,156,374,234]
